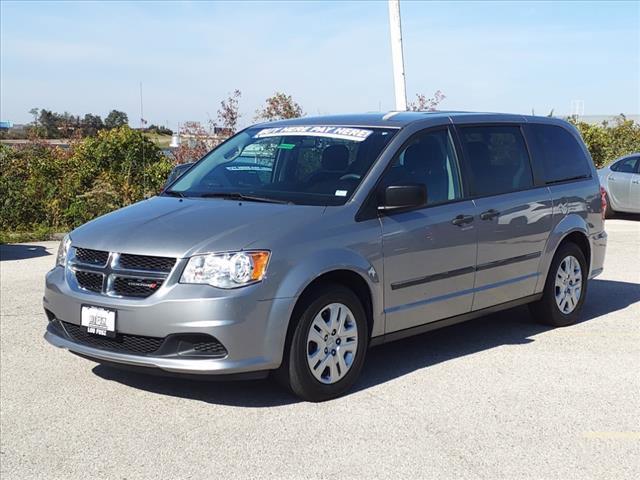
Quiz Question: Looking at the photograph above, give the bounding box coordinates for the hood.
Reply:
[70,196,325,258]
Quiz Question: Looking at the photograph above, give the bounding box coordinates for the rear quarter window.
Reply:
[528,124,591,184]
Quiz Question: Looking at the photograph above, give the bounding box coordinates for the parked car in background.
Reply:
[598,154,640,216]
[163,162,194,189]
[44,112,607,401]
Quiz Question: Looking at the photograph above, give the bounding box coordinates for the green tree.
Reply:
[58,111,80,138]
[29,108,39,125]
[104,110,129,129]
[81,113,105,137]
[38,109,61,138]
[146,124,172,135]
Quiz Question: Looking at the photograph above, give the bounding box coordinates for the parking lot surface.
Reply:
[1,220,639,479]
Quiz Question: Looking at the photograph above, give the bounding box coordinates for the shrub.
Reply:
[0,126,173,236]
[569,115,640,168]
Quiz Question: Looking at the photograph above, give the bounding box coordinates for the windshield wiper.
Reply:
[199,192,292,204]
[163,189,185,198]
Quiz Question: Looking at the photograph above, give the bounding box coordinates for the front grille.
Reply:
[119,254,176,272]
[75,248,109,266]
[75,271,104,292]
[70,248,176,299]
[112,277,164,298]
[60,320,163,355]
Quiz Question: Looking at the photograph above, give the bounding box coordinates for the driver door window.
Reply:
[382,128,463,206]
[611,157,639,173]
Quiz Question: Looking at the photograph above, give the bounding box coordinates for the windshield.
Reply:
[167,125,397,205]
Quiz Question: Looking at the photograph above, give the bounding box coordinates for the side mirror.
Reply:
[163,163,194,190]
[378,184,427,211]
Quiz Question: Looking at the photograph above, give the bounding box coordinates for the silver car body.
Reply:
[598,154,640,214]
[44,112,607,377]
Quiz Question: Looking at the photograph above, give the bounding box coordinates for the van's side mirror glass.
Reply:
[378,184,427,211]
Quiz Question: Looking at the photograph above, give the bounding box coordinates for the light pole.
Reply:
[388,0,407,111]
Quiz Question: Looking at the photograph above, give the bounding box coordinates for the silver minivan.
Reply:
[44,112,607,401]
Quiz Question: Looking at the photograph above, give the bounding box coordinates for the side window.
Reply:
[610,157,638,173]
[529,124,591,183]
[382,128,462,205]
[459,125,533,196]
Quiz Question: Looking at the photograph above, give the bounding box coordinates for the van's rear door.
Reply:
[456,124,553,310]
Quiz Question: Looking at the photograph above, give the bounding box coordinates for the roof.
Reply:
[253,111,572,129]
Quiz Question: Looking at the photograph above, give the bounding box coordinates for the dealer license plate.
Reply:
[81,305,116,338]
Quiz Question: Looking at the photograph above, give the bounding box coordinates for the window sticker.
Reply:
[254,126,373,142]
[335,190,348,197]
[225,165,272,171]
[276,143,296,150]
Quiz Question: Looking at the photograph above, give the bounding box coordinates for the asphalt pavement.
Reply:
[1,220,639,479]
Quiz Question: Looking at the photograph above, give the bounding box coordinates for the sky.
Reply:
[1,0,639,129]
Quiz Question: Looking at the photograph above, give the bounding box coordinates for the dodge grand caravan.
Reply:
[44,112,607,401]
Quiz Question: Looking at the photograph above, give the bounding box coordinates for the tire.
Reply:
[529,242,588,327]
[277,284,368,402]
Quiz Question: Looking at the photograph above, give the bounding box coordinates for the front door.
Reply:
[380,127,478,334]
[457,124,552,310]
[630,165,640,213]
[608,156,639,211]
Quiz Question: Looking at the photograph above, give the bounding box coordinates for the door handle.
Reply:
[479,209,500,221]
[451,214,474,226]
[632,180,640,184]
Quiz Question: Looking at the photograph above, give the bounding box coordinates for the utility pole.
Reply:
[388,0,407,111]
[139,82,147,195]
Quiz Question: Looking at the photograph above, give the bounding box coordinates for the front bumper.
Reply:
[43,266,294,375]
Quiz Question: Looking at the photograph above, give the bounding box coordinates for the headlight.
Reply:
[56,234,71,267]
[180,251,270,289]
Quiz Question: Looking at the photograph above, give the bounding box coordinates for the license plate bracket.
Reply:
[81,305,116,338]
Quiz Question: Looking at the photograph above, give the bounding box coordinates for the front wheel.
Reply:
[278,284,368,402]
[529,242,588,327]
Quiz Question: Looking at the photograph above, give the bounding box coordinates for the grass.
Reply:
[0,227,65,244]
[143,132,172,149]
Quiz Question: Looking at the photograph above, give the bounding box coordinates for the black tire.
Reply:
[529,242,588,327]
[276,284,368,402]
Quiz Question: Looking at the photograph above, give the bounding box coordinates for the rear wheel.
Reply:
[277,284,368,402]
[530,242,588,327]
